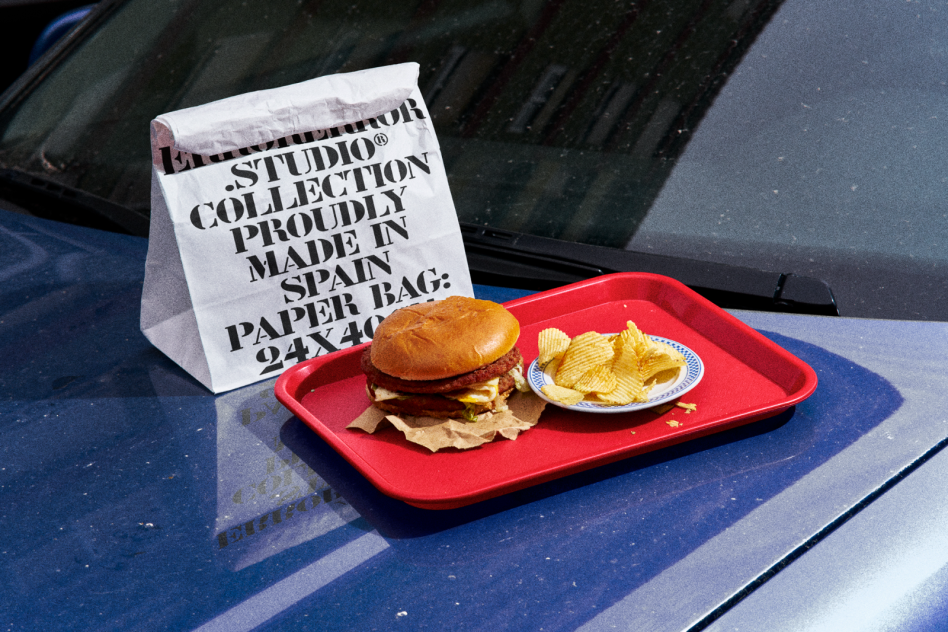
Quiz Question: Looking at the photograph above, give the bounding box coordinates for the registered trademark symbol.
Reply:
[373,133,388,146]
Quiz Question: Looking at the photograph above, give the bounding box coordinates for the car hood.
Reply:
[2,207,946,631]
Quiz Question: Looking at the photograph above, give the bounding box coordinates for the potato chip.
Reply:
[555,332,615,388]
[537,328,571,368]
[572,365,617,394]
[597,366,647,405]
[611,330,640,369]
[541,383,585,406]
[624,321,654,357]
[639,341,686,381]
[645,367,681,388]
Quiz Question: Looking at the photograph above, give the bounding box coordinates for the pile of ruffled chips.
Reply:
[538,321,686,406]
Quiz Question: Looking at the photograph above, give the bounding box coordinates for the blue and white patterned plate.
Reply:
[527,336,704,413]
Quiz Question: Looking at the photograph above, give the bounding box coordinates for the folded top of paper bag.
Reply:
[153,62,419,156]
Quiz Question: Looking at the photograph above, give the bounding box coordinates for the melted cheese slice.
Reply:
[371,376,504,405]
[445,377,500,404]
[371,385,404,401]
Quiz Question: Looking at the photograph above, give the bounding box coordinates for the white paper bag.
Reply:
[141,63,473,393]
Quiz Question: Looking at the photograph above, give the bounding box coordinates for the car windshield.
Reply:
[1,0,946,319]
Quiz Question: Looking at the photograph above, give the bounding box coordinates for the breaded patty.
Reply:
[360,346,522,394]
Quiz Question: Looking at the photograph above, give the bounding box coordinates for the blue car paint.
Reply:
[707,439,948,632]
[1,207,947,631]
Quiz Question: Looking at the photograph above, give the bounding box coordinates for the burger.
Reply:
[360,296,527,420]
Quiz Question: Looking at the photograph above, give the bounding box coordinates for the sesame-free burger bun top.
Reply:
[370,296,520,381]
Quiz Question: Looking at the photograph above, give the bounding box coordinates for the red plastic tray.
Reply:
[275,273,817,510]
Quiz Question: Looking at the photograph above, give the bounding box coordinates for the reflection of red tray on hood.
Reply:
[275,273,818,510]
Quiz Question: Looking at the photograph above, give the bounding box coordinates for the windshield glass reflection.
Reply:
[0,0,781,248]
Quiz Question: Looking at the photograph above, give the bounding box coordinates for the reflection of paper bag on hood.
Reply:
[141,63,473,393]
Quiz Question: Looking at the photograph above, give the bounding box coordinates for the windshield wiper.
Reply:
[0,168,149,237]
[461,223,839,316]
[0,173,836,316]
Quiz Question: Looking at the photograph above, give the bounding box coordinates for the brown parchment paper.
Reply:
[347,391,547,452]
